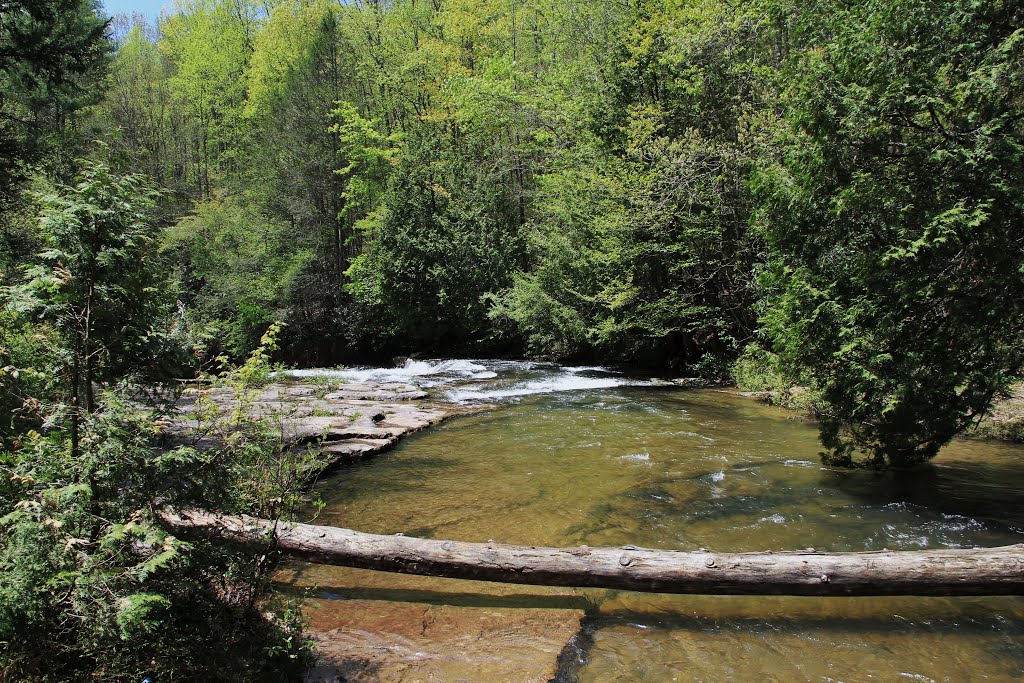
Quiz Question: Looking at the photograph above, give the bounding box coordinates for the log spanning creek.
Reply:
[272,360,1024,682]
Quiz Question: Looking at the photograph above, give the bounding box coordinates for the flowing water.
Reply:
[286,361,1024,682]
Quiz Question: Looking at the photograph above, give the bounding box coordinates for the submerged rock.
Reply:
[304,599,584,683]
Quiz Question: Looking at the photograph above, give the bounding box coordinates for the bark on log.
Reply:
[160,509,1024,596]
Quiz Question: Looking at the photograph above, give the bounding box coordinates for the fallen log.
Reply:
[161,508,1024,596]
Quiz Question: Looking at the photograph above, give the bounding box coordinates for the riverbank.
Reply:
[970,384,1024,442]
[163,371,591,682]
[736,383,1024,444]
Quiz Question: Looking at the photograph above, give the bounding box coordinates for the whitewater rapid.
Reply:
[282,359,659,403]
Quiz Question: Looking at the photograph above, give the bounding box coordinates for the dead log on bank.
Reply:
[160,509,1024,596]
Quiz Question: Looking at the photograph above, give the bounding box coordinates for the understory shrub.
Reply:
[0,330,313,682]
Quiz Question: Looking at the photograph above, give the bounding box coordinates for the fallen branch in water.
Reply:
[160,508,1024,596]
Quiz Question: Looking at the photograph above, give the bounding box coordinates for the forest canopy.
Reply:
[79,0,1024,468]
[3,0,1023,461]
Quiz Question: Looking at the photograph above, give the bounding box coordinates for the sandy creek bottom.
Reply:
[280,384,1024,682]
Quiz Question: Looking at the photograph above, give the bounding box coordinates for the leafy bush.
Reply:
[0,309,55,449]
[732,343,786,393]
[0,333,314,681]
[163,195,314,360]
[732,343,823,414]
[216,322,286,391]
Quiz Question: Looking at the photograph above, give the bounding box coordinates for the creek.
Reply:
[288,360,1024,682]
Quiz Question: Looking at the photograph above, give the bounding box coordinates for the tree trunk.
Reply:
[69,343,80,460]
[84,286,94,414]
[160,509,1024,596]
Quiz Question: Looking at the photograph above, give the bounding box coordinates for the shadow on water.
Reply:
[824,461,1024,534]
[592,601,1024,635]
[282,585,596,611]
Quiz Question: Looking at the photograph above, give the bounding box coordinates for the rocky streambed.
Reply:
[164,360,618,682]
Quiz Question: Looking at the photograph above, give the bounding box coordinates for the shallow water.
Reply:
[293,361,1024,682]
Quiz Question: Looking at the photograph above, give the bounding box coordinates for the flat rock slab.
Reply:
[303,599,584,683]
[160,381,459,473]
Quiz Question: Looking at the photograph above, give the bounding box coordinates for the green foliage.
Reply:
[732,343,786,394]
[731,342,823,413]
[345,122,525,352]
[331,102,394,225]
[4,160,180,469]
[217,321,285,391]
[0,175,53,280]
[303,370,349,400]
[164,195,313,359]
[0,309,55,448]
[71,0,1024,468]
[91,22,181,198]
[0,391,310,681]
[0,0,110,204]
[0,4,318,682]
[11,161,165,376]
[191,322,322,519]
[490,0,770,368]
[158,0,254,197]
[756,0,1024,467]
[486,160,629,359]
[0,327,311,681]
